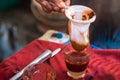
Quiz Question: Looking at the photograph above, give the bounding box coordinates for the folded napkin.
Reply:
[0,40,120,80]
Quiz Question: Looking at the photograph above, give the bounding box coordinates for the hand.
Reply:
[36,0,70,13]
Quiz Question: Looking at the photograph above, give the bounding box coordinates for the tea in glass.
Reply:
[63,44,91,79]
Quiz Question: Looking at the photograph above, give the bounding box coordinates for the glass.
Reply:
[22,63,56,80]
[63,44,91,79]
[65,5,96,51]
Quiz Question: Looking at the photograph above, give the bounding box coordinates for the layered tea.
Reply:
[65,50,89,72]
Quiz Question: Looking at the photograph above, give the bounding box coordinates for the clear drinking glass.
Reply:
[63,4,96,79]
[65,5,96,51]
[63,44,91,79]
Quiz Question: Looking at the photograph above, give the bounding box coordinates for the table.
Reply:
[0,40,120,80]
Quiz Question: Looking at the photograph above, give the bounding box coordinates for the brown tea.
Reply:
[65,50,89,72]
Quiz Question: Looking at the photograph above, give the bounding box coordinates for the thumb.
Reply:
[52,0,66,8]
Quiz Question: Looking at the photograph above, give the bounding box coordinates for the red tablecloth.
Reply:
[0,40,120,80]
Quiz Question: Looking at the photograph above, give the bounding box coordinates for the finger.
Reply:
[51,0,66,8]
[60,8,65,13]
[36,0,44,5]
[51,0,63,4]
[42,6,52,13]
[63,0,70,6]
[36,0,52,13]
[41,1,53,11]
[48,1,60,11]
[53,6,60,11]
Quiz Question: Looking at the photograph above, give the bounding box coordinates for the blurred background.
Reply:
[0,0,41,61]
[0,0,120,61]
[0,0,69,61]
